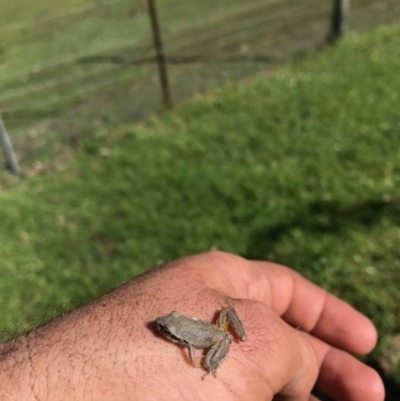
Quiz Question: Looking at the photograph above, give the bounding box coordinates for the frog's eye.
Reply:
[156,324,175,339]
[156,324,187,344]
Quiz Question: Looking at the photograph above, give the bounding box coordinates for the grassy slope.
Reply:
[0,23,399,372]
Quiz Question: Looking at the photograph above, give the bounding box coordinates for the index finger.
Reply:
[261,261,378,355]
[199,252,377,355]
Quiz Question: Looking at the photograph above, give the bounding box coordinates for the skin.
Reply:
[0,251,385,401]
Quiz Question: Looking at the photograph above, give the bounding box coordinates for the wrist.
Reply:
[0,336,35,400]
[0,297,146,401]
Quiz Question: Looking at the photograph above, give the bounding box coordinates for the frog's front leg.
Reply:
[186,343,196,366]
[203,335,233,375]
[217,306,247,341]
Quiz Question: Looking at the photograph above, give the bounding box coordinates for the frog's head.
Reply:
[155,311,184,344]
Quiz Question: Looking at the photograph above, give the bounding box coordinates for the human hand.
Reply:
[0,251,384,401]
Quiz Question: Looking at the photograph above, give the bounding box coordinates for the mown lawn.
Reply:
[2,0,400,173]
[1,0,332,165]
[0,22,400,382]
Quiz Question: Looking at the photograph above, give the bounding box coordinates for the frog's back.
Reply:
[180,315,226,348]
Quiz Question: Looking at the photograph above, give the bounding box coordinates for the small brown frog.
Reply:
[155,306,246,376]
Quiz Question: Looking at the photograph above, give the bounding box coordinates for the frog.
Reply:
[154,305,246,376]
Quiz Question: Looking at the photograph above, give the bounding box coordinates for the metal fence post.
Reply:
[0,116,20,176]
[147,0,172,108]
[328,0,349,44]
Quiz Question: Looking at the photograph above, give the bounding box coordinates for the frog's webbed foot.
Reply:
[217,306,247,341]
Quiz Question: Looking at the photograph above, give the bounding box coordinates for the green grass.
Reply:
[1,22,400,380]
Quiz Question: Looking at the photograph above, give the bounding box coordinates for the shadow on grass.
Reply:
[245,199,400,261]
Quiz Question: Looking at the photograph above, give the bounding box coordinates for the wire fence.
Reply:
[1,0,399,177]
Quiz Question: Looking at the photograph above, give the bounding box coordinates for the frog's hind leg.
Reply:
[217,307,247,341]
[203,335,233,378]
